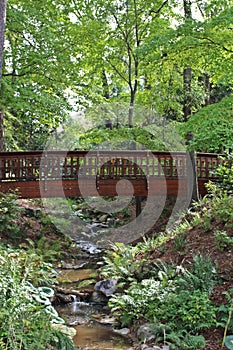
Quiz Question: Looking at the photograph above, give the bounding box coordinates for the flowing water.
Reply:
[55,298,132,349]
[55,262,133,350]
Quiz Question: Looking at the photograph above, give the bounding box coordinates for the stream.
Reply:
[54,242,133,350]
[43,199,137,349]
[55,297,131,349]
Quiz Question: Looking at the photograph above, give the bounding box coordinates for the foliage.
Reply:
[99,178,233,349]
[176,255,217,294]
[172,290,216,332]
[0,243,76,349]
[2,0,74,150]
[178,95,233,153]
[205,183,233,226]
[214,229,233,251]
[102,184,233,347]
[0,241,55,288]
[109,275,216,332]
[0,191,22,238]
[101,242,144,286]
[1,0,232,151]
[215,153,233,194]
[20,237,63,263]
[188,182,233,232]
[148,325,206,350]
[105,244,217,336]
[69,122,185,151]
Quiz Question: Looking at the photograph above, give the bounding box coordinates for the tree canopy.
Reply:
[0,0,232,151]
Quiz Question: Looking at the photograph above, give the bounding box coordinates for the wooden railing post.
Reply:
[186,133,199,204]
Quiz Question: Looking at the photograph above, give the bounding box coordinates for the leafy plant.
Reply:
[109,270,217,332]
[173,232,188,252]
[148,324,206,350]
[173,290,216,332]
[215,153,233,194]
[101,242,144,285]
[0,191,23,238]
[178,95,233,153]
[214,230,233,251]
[0,243,76,349]
[176,255,217,294]
[20,237,63,263]
[205,183,233,226]
[109,278,173,326]
[217,289,233,337]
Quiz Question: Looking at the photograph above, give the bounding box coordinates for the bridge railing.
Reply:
[0,150,222,182]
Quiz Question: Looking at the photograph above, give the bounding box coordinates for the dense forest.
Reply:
[0,0,232,152]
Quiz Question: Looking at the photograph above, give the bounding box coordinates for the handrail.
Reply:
[0,150,223,182]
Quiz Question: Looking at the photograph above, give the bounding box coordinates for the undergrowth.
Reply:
[0,192,77,349]
[101,180,233,349]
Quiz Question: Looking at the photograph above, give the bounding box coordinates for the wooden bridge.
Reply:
[0,150,222,199]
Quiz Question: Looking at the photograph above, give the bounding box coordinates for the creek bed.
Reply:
[55,267,132,350]
[73,323,131,350]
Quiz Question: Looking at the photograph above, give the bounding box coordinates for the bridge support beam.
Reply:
[136,196,142,219]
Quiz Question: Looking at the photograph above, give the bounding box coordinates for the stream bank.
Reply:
[14,197,178,350]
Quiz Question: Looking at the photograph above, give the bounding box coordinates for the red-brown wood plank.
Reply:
[0,178,208,198]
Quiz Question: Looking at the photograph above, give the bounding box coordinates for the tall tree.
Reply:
[182,0,193,121]
[68,0,171,127]
[1,0,77,150]
[138,0,232,121]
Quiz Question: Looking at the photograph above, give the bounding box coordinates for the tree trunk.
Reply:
[182,0,192,122]
[0,0,7,151]
[102,69,110,100]
[183,0,192,18]
[204,73,211,106]
[186,133,199,204]
[183,67,192,121]
[128,77,137,128]
[128,102,134,128]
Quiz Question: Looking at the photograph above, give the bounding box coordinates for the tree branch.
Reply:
[200,36,233,53]
[105,58,130,85]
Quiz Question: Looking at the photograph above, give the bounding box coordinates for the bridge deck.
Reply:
[0,151,222,198]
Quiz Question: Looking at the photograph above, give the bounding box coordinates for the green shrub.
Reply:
[0,192,23,238]
[172,290,216,332]
[109,274,216,332]
[0,244,56,286]
[215,153,233,194]
[178,95,233,153]
[0,243,76,349]
[202,183,233,227]
[176,255,217,294]
[148,324,206,350]
[214,230,233,251]
[101,242,145,285]
[20,237,63,264]
[109,278,173,326]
